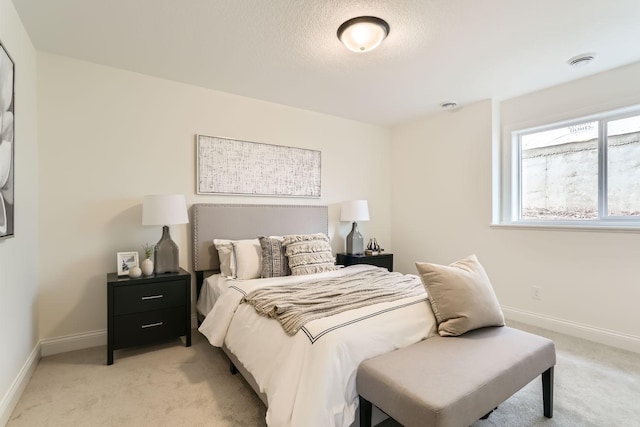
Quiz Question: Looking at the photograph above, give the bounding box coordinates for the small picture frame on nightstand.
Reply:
[117,251,139,276]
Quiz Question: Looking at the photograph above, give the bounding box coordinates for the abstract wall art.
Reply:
[196,135,321,198]
[0,41,14,239]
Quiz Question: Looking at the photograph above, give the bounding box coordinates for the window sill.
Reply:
[491,222,640,233]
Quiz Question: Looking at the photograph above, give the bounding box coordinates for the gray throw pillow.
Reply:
[259,236,290,278]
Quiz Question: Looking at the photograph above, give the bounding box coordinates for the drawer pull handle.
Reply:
[141,322,163,329]
[141,294,164,300]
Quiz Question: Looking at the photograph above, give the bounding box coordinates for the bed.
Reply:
[192,203,437,427]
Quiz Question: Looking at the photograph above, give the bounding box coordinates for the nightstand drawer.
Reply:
[361,256,392,270]
[113,280,185,315]
[113,307,186,349]
[336,253,393,272]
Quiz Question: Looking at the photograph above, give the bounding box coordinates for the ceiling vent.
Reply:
[440,101,459,111]
[568,54,596,67]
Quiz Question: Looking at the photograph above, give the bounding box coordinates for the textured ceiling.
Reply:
[12,0,640,126]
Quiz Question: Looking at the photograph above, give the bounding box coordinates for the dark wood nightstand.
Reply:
[107,267,191,365]
[336,253,393,272]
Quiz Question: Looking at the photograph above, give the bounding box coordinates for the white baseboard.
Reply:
[3,323,198,424]
[502,305,640,354]
[6,309,635,426]
[0,342,40,426]
[40,329,107,357]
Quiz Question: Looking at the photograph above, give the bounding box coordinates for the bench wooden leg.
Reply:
[359,396,372,427]
[542,366,554,418]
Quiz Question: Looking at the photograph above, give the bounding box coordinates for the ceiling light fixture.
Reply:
[337,16,390,53]
[567,53,596,67]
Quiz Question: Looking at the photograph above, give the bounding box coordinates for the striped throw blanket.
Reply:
[243,268,426,335]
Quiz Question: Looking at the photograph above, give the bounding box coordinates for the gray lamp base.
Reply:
[346,221,364,255]
[154,225,179,273]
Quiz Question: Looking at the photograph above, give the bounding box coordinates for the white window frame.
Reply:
[496,104,640,231]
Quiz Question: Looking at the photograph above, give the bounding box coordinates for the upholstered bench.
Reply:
[357,326,556,427]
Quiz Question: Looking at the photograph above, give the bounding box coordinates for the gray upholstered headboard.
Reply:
[192,203,328,278]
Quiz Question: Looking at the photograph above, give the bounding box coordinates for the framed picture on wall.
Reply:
[196,135,321,197]
[0,41,15,239]
[117,252,139,276]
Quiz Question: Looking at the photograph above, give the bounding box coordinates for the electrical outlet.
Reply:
[531,286,542,300]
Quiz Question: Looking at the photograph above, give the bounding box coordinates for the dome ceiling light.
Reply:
[337,16,390,53]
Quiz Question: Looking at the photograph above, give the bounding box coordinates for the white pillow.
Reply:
[213,239,235,278]
[232,239,262,280]
[213,238,262,279]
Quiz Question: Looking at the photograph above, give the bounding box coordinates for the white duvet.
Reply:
[198,265,437,427]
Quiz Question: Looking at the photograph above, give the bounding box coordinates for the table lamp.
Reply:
[340,200,369,255]
[142,194,189,273]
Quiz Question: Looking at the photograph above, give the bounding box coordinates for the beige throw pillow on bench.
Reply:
[415,254,504,337]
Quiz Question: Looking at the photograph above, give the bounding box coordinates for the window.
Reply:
[507,106,640,228]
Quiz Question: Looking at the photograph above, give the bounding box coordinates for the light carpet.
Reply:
[8,335,266,426]
[8,321,640,426]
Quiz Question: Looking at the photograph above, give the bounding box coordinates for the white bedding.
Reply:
[196,273,228,316]
[198,265,438,427]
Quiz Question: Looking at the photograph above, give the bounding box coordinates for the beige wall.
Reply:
[0,0,39,421]
[390,100,495,271]
[391,64,640,352]
[37,53,392,341]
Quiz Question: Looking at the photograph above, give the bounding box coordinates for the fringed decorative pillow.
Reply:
[283,233,336,276]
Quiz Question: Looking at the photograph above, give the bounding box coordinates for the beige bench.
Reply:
[357,326,556,427]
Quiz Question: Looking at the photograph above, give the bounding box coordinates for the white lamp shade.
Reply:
[340,200,370,222]
[142,194,189,225]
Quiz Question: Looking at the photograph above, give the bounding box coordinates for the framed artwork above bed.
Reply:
[196,135,321,198]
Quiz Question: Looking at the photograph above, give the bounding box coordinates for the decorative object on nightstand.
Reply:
[142,194,189,274]
[365,238,382,255]
[336,252,393,272]
[128,266,142,278]
[106,268,191,365]
[340,200,369,255]
[117,251,139,276]
[141,243,155,276]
